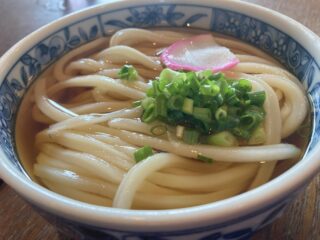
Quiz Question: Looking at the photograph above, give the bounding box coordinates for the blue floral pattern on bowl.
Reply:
[0,3,318,240]
[39,191,294,240]
[104,5,207,28]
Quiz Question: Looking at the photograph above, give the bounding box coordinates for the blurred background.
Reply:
[1,0,320,56]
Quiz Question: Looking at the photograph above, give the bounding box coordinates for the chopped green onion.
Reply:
[228,106,240,116]
[216,77,228,94]
[132,100,142,107]
[210,84,221,96]
[141,97,157,123]
[236,79,252,92]
[196,69,212,80]
[248,126,266,145]
[141,97,155,110]
[159,68,186,82]
[138,67,266,143]
[215,106,227,120]
[187,73,200,92]
[150,125,167,136]
[247,91,266,107]
[168,95,184,110]
[155,94,167,117]
[134,146,154,163]
[232,127,251,139]
[176,125,184,138]
[182,98,194,114]
[240,114,257,130]
[216,94,224,105]
[226,94,240,106]
[207,131,238,147]
[240,107,264,130]
[183,128,200,144]
[193,107,212,122]
[199,83,220,96]
[199,84,211,95]
[197,154,213,163]
[210,72,224,80]
[142,105,157,123]
[216,115,239,131]
[224,86,236,98]
[118,65,138,81]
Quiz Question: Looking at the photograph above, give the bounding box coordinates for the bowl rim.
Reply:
[0,0,320,231]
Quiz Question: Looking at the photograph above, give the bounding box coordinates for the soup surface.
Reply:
[16,28,311,209]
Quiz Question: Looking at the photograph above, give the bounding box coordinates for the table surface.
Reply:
[0,0,320,239]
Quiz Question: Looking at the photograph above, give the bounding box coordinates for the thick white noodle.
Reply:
[147,163,259,192]
[34,77,77,121]
[48,107,142,132]
[65,58,117,75]
[113,153,194,209]
[247,77,282,189]
[113,129,300,162]
[232,62,304,89]
[40,143,125,183]
[53,38,108,81]
[254,74,308,138]
[34,164,117,199]
[36,130,134,171]
[109,28,189,47]
[97,45,162,70]
[43,180,112,207]
[48,75,146,100]
[26,28,308,210]
[108,118,167,136]
[69,101,133,114]
[235,54,279,67]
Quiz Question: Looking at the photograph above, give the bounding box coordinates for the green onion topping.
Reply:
[247,91,266,107]
[118,65,138,81]
[248,126,266,145]
[150,125,167,136]
[176,125,185,138]
[197,154,213,163]
[138,68,266,145]
[134,146,154,163]
[207,131,239,147]
[182,98,194,114]
[183,128,200,145]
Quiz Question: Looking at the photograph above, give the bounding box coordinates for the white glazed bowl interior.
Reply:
[0,0,320,235]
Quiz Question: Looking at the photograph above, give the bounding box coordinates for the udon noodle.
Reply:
[16,28,309,210]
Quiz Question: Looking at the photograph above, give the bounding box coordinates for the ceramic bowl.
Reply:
[1,0,320,239]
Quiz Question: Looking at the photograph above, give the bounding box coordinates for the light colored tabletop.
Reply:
[0,0,319,239]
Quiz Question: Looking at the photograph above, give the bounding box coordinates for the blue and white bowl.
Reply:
[1,0,320,239]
